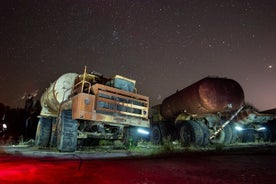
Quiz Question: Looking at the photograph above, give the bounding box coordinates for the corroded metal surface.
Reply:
[233,106,275,125]
[40,73,78,117]
[160,77,245,119]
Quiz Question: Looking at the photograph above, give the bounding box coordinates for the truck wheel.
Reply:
[197,122,210,146]
[258,130,271,142]
[49,118,57,147]
[179,121,204,146]
[241,129,255,142]
[229,122,239,143]
[222,124,233,144]
[35,117,52,147]
[210,124,233,144]
[56,110,78,152]
[151,124,162,145]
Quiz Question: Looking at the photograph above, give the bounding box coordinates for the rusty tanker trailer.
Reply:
[150,77,274,146]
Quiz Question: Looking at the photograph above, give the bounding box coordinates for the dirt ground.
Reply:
[1,144,276,183]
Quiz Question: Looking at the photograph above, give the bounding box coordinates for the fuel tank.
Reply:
[160,77,245,119]
[40,73,78,117]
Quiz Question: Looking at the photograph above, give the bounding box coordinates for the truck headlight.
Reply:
[137,128,150,135]
[235,125,244,131]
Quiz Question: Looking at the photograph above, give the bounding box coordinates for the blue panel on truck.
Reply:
[106,75,136,92]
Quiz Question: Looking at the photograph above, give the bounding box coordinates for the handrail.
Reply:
[72,66,92,94]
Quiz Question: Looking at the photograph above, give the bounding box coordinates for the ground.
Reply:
[1,143,276,183]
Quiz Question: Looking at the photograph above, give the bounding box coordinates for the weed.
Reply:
[99,140,113,146]
[160,136,175,152]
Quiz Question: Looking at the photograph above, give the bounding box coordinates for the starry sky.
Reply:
[0,0,275,111]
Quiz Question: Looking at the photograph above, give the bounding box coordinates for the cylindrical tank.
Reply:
[40,73,79,117]
[160,77,245,119]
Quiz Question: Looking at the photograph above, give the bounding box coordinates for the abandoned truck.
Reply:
[231,106,275,143]
[35,67,150,152]
[150,77,275,146]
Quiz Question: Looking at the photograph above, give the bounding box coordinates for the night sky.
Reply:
[0,0,275,111]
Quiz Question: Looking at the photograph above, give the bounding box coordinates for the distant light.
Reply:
[137,128,150,135]
[2,123,7,129]
[268,65,272,69]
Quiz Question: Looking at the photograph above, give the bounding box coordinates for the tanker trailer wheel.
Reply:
[240,126,255,143]
[179,121,204,146]
[56,110,78,152]
[197,122,210,146]
[210,124,233,144]
[35,117,52,147]
[222,124,233,144]
[229,122,239,143]
[151,124,162,145]
[258,126,271,142]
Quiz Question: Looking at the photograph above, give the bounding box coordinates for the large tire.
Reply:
[241,129,255,142]
[179,121,204,146]
[222,124,233,144]
[258,129,271,142]
[56,110,78,152]
[210,124,233,144]
[49,118,57,147]
[151,124,162,145]
[229,122,239,143]
[197,122,210,146]
[35,117,52,147]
